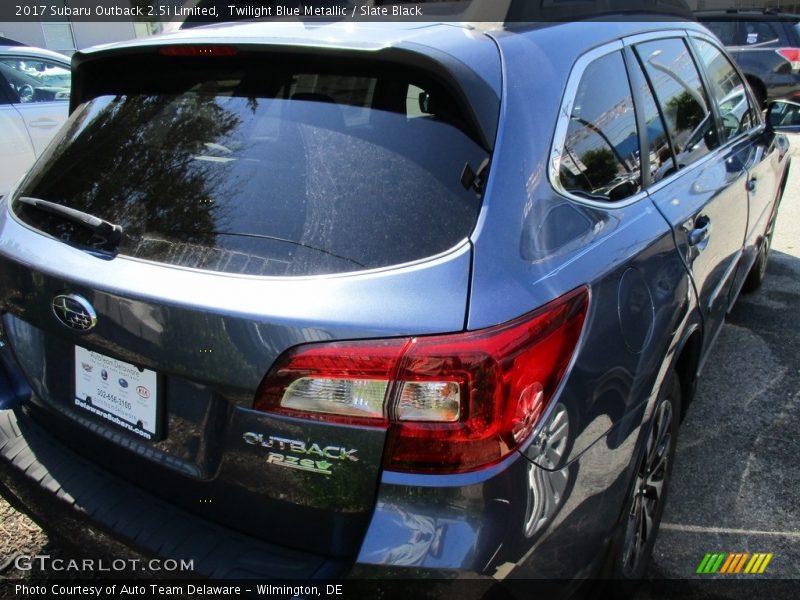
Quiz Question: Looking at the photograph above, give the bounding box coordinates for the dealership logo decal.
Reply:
[696,552,773,574]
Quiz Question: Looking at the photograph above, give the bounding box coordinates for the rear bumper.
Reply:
[0,406,341,580]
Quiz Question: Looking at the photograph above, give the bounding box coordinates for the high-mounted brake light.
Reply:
[158,45,239,57]
[254,287,589,474]
[776,48,800,71]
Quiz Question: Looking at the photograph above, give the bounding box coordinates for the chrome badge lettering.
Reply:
[243,432,359,476]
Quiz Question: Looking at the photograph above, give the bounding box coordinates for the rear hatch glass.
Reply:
[11,61,488,276]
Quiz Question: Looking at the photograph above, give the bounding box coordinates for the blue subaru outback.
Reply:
[0,0,796,594]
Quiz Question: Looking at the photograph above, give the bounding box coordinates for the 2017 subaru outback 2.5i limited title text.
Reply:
[0,0,795,595]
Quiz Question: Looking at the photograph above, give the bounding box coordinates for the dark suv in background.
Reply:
[696,9,800,107]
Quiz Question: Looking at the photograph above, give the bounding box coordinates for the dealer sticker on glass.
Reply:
[74,346,159,440]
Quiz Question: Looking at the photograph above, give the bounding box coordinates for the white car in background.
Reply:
[0,45,71,196]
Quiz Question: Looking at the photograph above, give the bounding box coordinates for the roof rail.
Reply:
[462,0,694,23]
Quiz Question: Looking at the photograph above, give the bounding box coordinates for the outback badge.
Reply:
[243,432,359,476]
[51,294,97,332]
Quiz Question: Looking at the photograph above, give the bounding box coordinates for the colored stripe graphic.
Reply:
[697,552,772,574]
[721,553,746,574]
[720,553,738,574]
[758,554,774,574]
[697,554,713,574]
[734,553,750,574]
[698,553,727,573]
[744,553,774,574]
[711,553,726,573]
[747,554,763,574]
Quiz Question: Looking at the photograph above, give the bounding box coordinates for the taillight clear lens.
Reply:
[255,339,408,426]
[776,48,800,70]
[254,287,589,473]
[281,377,389,419]
[396,381,461,422]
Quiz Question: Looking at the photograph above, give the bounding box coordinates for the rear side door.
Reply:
[633,35,749,353]
[689,34,782,300]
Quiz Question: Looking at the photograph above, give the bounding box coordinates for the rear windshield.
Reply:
[12,66,488,276]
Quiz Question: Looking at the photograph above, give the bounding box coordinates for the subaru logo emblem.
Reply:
[51,294,97,332]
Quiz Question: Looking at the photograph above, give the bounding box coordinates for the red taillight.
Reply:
[254,287,589,474]
[776,48,800,71]
[255,339,408,426]
[158,45,239,57]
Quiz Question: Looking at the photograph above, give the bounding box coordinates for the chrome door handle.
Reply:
[28,119,58,129]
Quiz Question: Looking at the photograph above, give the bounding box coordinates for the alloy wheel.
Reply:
[620,398,674,576]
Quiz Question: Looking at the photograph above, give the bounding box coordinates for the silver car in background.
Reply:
[0,45,71,196]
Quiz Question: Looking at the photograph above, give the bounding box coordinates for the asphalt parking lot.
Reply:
[640,143,800,594]
[1,144,798,595]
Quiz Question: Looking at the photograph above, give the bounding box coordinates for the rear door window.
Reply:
[635,38,719,171]
[692,38,760,142]
[557,50,642,202]
[11,65,489,276]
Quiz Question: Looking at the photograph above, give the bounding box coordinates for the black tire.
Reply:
[606,370,682,587]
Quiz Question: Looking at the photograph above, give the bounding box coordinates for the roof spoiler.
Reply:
[70,42,499,151]
[460,0,694,22]
[180,0,694,26]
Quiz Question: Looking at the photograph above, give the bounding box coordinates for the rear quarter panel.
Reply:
[474,24,698,468]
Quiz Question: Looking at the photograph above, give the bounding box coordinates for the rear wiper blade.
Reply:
[17,196,123,245]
